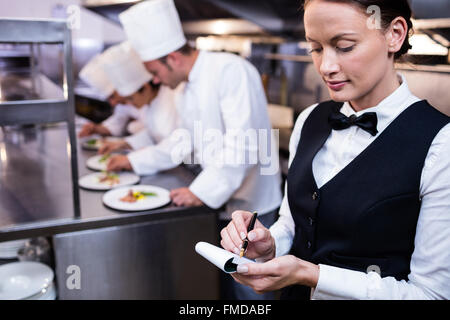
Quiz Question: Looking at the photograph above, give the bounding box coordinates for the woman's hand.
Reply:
[231,255,320,294]
[220,210,276,261]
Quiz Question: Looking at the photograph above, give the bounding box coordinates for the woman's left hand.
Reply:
[231,255,320,294]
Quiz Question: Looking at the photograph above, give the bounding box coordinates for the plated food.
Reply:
[120,189,157,202]
[81,136,122,151]
[86,154,110,171]
[102,185,171,211]
[79,172,140,191]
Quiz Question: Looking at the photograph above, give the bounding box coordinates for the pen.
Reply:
[239,211,258,258]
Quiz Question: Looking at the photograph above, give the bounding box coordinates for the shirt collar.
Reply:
[341,74,414,135]
[187,50,205,84]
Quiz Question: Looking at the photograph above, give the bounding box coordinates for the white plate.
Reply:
[81,136,122,151]
[79,172,140,191]
[102,185,171,212]
[25,282,56,300]
[0,239,29,259]
[86,154,111,171]
[0,262,54,300]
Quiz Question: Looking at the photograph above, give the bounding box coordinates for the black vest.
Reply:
[282,100,449,300]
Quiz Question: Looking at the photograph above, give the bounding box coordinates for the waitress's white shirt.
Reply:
[270,75,450,299]
[126,50,282,218]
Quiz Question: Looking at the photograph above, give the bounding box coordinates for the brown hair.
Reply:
[158,43,194,68]
[302,0,413,59]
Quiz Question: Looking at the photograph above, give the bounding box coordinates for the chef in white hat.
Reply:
[116,0,282,300]
[78,43,154,138]
[78,53,127,137]
[92,41,181,154]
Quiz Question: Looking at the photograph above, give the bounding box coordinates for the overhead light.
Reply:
[408,34,449,56]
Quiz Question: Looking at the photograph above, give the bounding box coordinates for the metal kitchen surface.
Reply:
[0,123,214,242]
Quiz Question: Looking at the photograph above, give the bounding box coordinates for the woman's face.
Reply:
[304,0,396,108]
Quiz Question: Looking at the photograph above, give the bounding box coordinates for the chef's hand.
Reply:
[98,140,131,155]
[79,123,111,138]
[220,210,276,261]
[78,122,96,138]
[106,155,132,172]
[170,188,204,207]
[231,255,320,294]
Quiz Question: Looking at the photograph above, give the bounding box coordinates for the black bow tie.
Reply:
[328,110,379,136]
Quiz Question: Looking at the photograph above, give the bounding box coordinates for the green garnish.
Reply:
[87,139,97,145]
[99,154,110,163]
[140,192,157,197]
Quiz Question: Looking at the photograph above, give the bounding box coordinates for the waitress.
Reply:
[220,0,450,299]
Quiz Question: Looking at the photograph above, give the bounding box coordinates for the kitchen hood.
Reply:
[81,0,450,41]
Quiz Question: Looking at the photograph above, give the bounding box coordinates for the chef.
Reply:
[78,53,127,137]
[115,0,283,300]
[78,42,156,138]
[97,41,180,153]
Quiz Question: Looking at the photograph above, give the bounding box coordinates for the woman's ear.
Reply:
[386,17,408,56]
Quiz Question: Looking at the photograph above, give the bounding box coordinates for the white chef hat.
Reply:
[79,54,115,99]
[119,0,187,62]
[101,41,153,97]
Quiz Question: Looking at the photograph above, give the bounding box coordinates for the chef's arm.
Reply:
[127,128,194,175]
[189,62,261,209]
[102,104,133,136]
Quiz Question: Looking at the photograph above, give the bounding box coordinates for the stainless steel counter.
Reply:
[0,123,216,242]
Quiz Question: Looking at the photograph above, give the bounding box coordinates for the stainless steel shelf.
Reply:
[0,18,80,221]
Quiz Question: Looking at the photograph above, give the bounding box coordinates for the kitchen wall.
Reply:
[0,0,125,76]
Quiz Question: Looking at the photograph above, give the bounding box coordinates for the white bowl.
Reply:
[0,262,54,300]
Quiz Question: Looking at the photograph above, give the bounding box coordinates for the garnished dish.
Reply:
[102,185,170,211]
[98,171,120,187]
[120,189,157,203]
[78,172,140,191]
[98,154,111,163]
[81,137,103,150]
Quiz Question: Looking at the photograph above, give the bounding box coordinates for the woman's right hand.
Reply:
[220,210,276,261]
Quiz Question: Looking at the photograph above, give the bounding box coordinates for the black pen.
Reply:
[239,211,258,258]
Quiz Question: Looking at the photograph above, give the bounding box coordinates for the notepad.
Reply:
[195,241,255,273]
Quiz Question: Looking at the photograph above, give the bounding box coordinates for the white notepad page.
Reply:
[195,241,256,273]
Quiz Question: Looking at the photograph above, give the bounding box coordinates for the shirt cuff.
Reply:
[269,225,293,258]
[125,130,154,150]
[127,149,159,176]
[312,264,370,300]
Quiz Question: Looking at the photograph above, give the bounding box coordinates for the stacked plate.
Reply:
[0,239,29,260]
[0,261,56,300]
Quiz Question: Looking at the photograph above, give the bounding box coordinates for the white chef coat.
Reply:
[270,75,450,299]
[102,103,147,137]
[127,50,283,218]
[124,85,181,148]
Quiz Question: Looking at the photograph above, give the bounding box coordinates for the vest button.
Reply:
[309,217,314,226]
[312,192,318,200]
[307,241,312,249]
